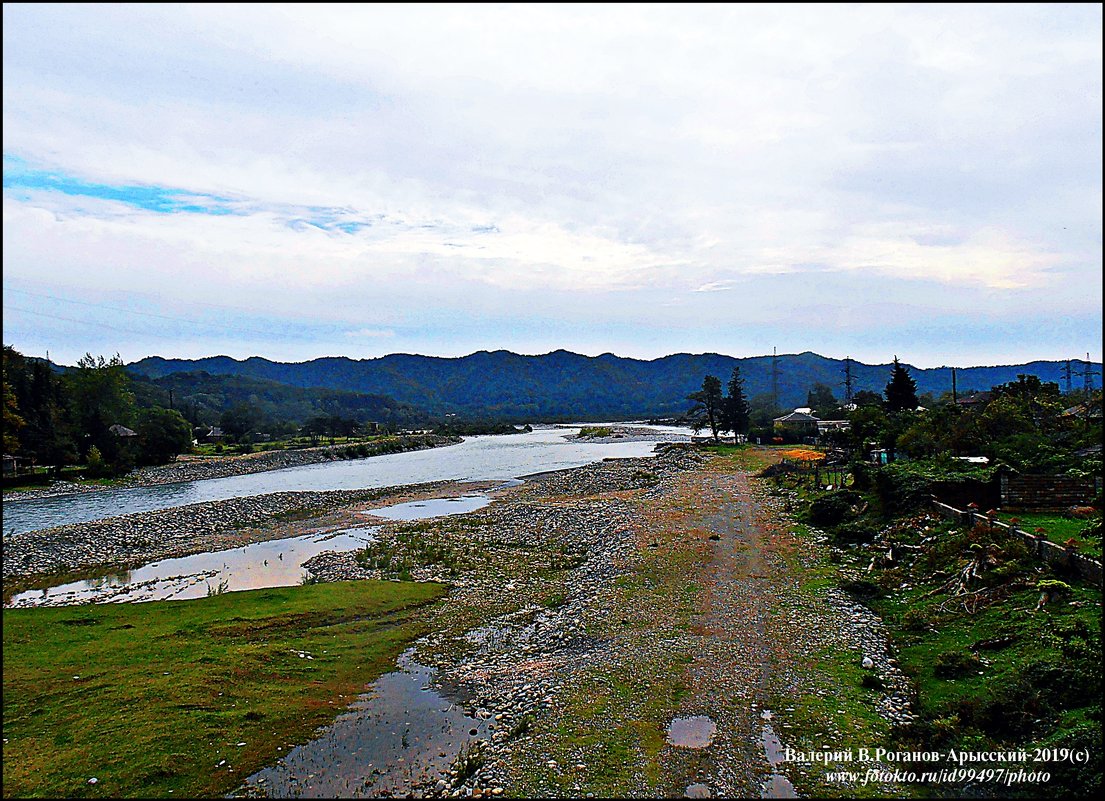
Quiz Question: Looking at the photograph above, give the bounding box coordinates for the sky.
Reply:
[2,3,1102,369]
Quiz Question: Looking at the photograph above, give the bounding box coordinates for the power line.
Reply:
[3,287,288,339]
[3,300,166,335]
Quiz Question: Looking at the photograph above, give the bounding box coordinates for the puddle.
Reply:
[6,527,377,608]
[666,716,717,748]
[242,648,490,797]
[760,709,797,798]
[364,494,490,521]
[685,783,712,797]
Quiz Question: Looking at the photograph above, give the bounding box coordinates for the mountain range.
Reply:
[126,350,1100,422]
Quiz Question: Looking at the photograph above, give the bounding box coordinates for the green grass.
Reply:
[995,511,1101,558]
[578,426,613,438]
[2,580,447,799]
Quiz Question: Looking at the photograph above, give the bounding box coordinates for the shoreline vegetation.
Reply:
[2,444,1101,798]
[2,434,460,502]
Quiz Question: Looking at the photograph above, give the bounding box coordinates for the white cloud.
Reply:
[2,4,1101,365]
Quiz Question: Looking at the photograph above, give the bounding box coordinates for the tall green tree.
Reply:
[219,403,261,444]
[884,356,919,413]
[65,353,136,461]
[3,377,24,454]
[687,374,724,442]
[3,346,77,470]
[806,382,838,413]
[136,407,193,465]
[720,367,750,441]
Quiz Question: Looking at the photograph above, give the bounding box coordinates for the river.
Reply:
[2,424,692,536]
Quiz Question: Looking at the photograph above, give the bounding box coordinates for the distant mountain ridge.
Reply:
[127,350,1100,421]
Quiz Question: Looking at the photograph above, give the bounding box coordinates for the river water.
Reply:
[3,424,691,536]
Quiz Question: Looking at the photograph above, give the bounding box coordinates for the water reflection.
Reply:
[6,528,377,608]
[364,494,490,521]
[667,715,717,748]
[243,649,490,797]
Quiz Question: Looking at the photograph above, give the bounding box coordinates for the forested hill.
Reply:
[127,350,1095,421]
[127,370,428,428]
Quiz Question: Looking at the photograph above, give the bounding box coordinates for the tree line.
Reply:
[4,347,192,476]
[2,346,382,477]
[689,355,1102,477]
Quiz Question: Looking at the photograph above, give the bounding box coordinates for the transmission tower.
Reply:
[1075,353,1100,399]
[842,357,855,403]
[1063,359,1073,395]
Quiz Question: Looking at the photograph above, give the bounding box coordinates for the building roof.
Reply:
[956,391,991,406]
[108,424,138,437]
[774,410,819,423]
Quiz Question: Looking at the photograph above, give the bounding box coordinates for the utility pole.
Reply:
[951,367,958,405]
[168,388,174,411]
[771,346,780,411]
[842,357,855,403]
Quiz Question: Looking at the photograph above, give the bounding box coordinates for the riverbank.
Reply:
[1,434,461,502]
[3,444,911,798]
[245,444,911,798]
[1,479,496,601]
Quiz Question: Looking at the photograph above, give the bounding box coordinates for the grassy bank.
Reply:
[2,581,446,799]
[778,472,1103,797]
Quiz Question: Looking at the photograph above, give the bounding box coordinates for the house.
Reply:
[195,426,226,444]
[816,419,851,436]
[773,410,820,436]
[956,391,991,408]
[3,454,30,476]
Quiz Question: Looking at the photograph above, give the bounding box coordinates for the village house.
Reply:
[773,409,820,442]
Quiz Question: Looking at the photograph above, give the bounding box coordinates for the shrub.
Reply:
[933,649,981,679]
[873,467,934,516]
[860,673,885,690]
[831,520,879,544]
[840,579,884,602]
[901,608,931,632]
[807,489,862,527]
[85,446,112,478]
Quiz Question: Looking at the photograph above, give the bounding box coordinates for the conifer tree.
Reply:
[884,356,919,413]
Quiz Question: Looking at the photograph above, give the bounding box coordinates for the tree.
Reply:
[3,346,78,471]
[852,389,884,408]
[136,407,193,465]
[219,403,260,444]
[687,375,724,442]
[806,382,838,414]
[65,353,136,461]
[720,367,750,442]
[884,356,919,413]
[3,377,24,454]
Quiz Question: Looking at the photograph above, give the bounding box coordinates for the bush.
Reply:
[933,649,981,679]
[807,489,862,527]
[840,579,884,602]
[874,467,934,516]
[85,446,112,478]
[901,608,931,632]
[832,520,879,544]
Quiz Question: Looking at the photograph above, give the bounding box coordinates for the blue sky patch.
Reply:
[2,154,240,215]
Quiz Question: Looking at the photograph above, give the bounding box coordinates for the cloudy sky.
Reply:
[3,4,1101,368]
